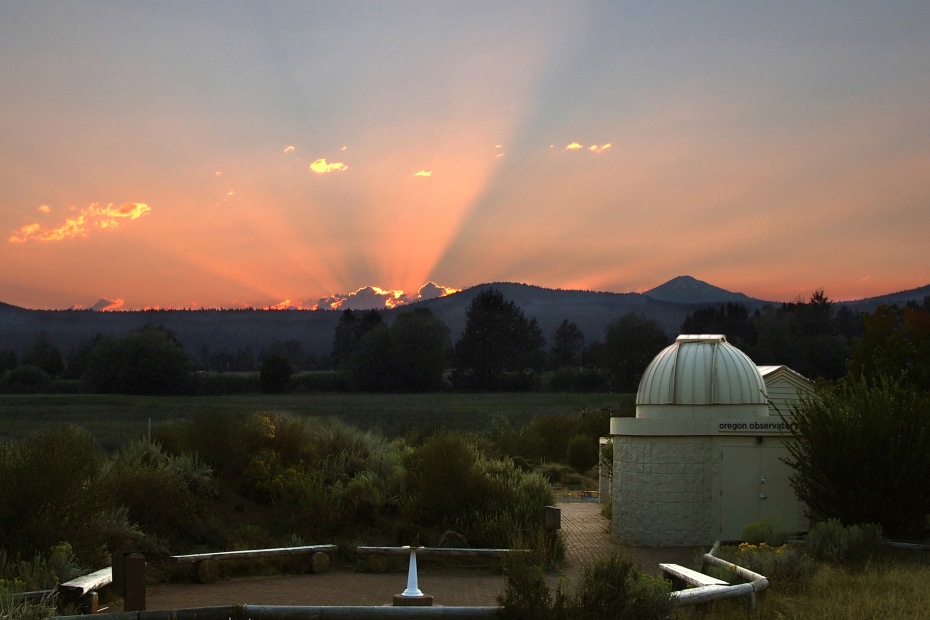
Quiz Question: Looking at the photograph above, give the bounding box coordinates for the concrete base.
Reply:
[393,593,434,606]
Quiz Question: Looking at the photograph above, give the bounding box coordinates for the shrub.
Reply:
[741,518,782,545]
[806,519,883,566]
[733,542,817,592]
[571,554,672,619]
[1,364,51,393]
[259,354,292,393]
[498,551,672,620]
[99,437,215,544]
[565,434,598,473]
[403,432,554,547]
[498,548,566,620]
[0,426,105,562]
[784,374,930,538]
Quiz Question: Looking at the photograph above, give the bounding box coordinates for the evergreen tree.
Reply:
[603,313,669,392]
[550,319,585,369]
[454,288,544,390]
[22,332,64,377]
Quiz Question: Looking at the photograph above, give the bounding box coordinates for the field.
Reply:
[0,391,634,449]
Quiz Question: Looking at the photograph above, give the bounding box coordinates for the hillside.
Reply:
[2,278,928,361]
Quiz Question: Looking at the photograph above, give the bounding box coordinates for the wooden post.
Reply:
[544,506,561,566]
[122,553,146,612]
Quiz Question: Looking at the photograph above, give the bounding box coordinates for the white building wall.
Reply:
[613,435,720,546]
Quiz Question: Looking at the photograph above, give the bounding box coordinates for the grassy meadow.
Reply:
[0,391,634,449]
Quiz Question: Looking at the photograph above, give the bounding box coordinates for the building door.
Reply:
[721,445,807,540]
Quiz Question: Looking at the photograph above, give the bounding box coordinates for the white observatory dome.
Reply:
[636,335,766,416]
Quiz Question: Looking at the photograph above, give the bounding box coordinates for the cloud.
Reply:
[92,298,124,311]
[414,170,433,177]
[309,158,349,174]
[37,204,50,213]
[314,286,407,311]
[283,145,296,153]
[340,145,348,151]
[415,281,460,301]
[8,202,150,243]
[267,299,303,310]
[72,298,126,311]
[565,142,611,153]
[309,282,459,311]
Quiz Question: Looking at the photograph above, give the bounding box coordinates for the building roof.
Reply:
[636,334,767,406]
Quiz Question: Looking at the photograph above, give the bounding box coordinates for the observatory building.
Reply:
[609,335,810,546]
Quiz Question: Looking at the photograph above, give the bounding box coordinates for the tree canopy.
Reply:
[550,319,585,369]
[848,304,930,391]
[349,308,451,392]
[603,313,669,392]
[84,325,192,395]
[453,289,544,390]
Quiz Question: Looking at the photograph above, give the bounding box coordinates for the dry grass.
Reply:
[685,556,930,620]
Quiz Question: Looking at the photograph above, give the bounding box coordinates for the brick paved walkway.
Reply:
[107,502,703,612]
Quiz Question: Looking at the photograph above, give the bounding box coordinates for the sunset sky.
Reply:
[2,2,928,310]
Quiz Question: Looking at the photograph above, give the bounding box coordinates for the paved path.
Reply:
[107,502,702,612]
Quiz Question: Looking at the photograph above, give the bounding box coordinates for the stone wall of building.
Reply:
[612,435,720,546]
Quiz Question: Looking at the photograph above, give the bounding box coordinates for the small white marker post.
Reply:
[393,546,433,606]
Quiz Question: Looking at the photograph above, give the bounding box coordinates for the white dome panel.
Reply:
[636,335,766,406]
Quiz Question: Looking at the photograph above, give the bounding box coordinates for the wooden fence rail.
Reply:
[169,544,337,583]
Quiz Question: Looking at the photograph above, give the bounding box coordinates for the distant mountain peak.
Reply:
[644,275,757,305]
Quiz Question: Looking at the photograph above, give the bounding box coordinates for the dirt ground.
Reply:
[98,502,704,613]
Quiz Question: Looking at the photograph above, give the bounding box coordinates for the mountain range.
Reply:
[2,275,928,360]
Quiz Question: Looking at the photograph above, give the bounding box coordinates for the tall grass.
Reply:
[702,560,930,620]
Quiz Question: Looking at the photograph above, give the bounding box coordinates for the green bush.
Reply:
[731,542,817,592]
[740,518,782,545]
[785,374,930,538]
[565,434,598,473]
[0,426,105,562]
[403,432,554,547]
[572,554,672,619]
[259,354,292,393]
[806,519,883,566]
[498,551,672,620]
[498,548,567,620]
[1,365,50,394]
[99,437,215,544]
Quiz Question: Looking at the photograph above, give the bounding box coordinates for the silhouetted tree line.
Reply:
[3,289,929,395]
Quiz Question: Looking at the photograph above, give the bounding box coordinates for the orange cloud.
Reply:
[414,170,433,177]
[267,298,303,310]
[91,298,124,311]
[37,204,50,213]
[309,158,349,174]
[565,142,611,153]
[8,202,150,243]
[283,145,296,153]
[307,282,459,311]
[416,281,460,301]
